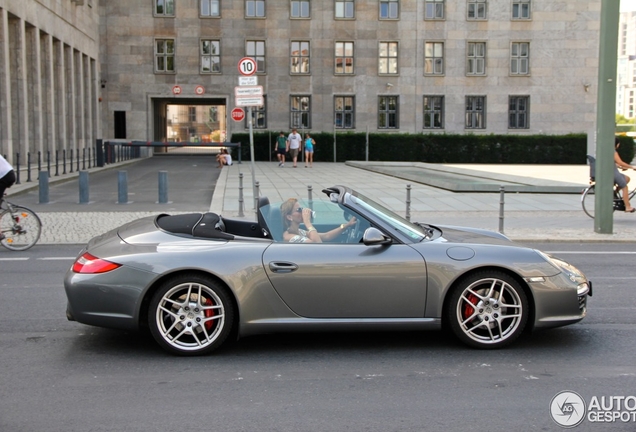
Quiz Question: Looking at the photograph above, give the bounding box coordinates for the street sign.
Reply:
[172,85,182,95]
[238,57,257,76]
[236,96,264,107]
[195,85,205,95]
[239,76,258,86]
[231,107,245,122]
[235,86,263,97]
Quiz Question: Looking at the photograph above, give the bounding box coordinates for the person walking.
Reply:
[304,133,315,168]
[286,128,302,168]
[276,131,287,167]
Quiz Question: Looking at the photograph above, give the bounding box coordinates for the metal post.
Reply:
[118,170,128,204]
[499,186,505,234]
[406,184,411,221]
[79,171,89,204]
[158,171,168,204]
[47,151,51,176]
[27,152,31,182]
[38,171,49,204]
[55,150,59,176]
[238,173,245,217]
[308,185,313,203]
[37,151,41,179]
[15,153,20,184]
[69,149,73,173]
[254,181,260,216]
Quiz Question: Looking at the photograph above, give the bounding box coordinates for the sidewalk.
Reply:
[5,157,636,244]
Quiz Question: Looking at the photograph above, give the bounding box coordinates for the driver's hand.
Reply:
[347,217,357,227]
[302,208,313,224]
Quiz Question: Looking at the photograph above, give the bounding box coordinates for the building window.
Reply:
[291,0,310,18]
[378,96,399,129]
[335,0,355,18]
[246,40,266,73]
[423,96,444,129]
[335,96,355,129]
[467,42,486,75]
[201,40,221,73]
[465,96,486,129]
[335,42,354,74]
[188,107,197,123]
[467,0,486,20]
[291,41,310,74]
[247,97,267,129]
[290,96,311,129]
[154,0,175,16]
[379,42,398,75]
[424,42,444,75]
[425,0,444,20]
[509,96,529,129]
[155,39,175,73]
[246,0,265,17]
[379,0,398,19]
[510,42,529,75]
[201,0,220,17]
[512,0,530,20]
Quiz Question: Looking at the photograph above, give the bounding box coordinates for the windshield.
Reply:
[348,191,427,242]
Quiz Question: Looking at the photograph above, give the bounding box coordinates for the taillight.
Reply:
[72,252,121,274]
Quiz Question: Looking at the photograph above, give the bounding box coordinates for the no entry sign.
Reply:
[231,107,245,122]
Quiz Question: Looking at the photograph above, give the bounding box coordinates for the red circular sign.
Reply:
[172,85,182,95]
[231,107,245,122]
[195,85,205,95]
[238,57,257,76]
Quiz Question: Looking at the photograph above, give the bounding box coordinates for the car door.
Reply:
[262,241,427,318]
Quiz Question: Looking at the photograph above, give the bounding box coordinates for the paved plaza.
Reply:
[5,156,636,244]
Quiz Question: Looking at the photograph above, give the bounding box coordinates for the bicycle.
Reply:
[0,196,42,251]
[581,155,636,218]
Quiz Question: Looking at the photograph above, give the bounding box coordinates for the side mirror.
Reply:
[362,227,392,246]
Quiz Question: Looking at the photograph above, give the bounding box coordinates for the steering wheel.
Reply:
[347,218,361,243]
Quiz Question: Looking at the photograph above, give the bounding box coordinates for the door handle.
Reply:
[268,262,298,273]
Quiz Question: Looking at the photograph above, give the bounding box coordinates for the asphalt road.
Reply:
[0,243,634,432]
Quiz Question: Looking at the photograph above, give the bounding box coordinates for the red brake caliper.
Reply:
[204,297,216,330]
[463,294,479,320]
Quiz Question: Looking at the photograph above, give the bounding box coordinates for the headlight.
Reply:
[534,250,588,285]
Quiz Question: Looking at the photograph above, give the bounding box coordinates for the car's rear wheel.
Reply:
[447,271,528,349]
[148,274,234,356]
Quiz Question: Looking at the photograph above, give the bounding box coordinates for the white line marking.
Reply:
[0,257,29,261]
[546,251,636,255]
[37,257,76,260]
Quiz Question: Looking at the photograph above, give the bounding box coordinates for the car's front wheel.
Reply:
[148,274,234,356]
[447,271,528,349]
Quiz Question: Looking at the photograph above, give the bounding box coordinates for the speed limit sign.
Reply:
[238,57,257,76]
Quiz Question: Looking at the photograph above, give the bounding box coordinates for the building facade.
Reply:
[0,0,603,162]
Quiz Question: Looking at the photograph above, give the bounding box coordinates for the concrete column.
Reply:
[77,52,85,153]
[0,9,13,159]
[56,41,67,152]
[45,33,56,156]
[16,17,29,156]
[67,45,76,156]
[33,27,44,155]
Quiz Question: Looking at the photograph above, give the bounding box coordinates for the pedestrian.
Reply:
[304,133,315,168]
[286,128,302,168]
[216,148,232,168]
[614,137,635,212]
[276,131,287,167]
[0,154,16,201]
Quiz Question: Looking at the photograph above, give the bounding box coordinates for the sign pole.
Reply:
[248,106,257,214]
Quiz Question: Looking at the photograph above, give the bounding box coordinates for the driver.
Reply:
[280,198,356,243]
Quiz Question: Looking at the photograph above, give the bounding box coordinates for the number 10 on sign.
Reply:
[238,57,257,76]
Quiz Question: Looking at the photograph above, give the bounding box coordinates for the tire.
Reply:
[581,185,595,219]
[148,274,234,356]
[0,206,42,251]
[447,271,529,349]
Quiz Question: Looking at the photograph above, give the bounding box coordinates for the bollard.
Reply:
[158,171,168,204]
[15,153,20,184]
[63,149,67,174]
[118,170,128,204]
[499,186,505,233]
[406,184,411,221]
[308,185,313,202]
[79,171,89,204]
[238,173,245,217]
[27,152,32,182]
[254,181,260,216]
[55,150,59,176]
[38,171,49,204]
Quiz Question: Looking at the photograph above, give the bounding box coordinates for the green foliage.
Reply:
[229,132,588,164]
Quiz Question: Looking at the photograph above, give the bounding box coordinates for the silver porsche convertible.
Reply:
[64,186,591,355]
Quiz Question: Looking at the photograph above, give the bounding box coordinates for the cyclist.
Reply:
[614,138,636,213]
[0,154,16,201]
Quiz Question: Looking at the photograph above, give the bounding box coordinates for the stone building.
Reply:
[0,0,603,162]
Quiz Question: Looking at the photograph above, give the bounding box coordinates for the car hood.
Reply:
[433,225,514,246]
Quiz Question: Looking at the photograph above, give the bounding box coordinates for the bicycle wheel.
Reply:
[581,185,595,219]
[0,206,42,251]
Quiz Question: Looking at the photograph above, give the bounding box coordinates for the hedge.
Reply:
[230,132,631,165]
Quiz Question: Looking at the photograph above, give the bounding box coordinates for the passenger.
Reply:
[280,198,356,243]
[614,138,635,213]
